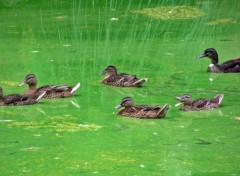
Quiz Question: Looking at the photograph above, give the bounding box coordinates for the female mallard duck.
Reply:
[197,48,240,73]
[115,97,170,119]
[0,87,45,106]
[18,74,80,98]
[175,94,224,111]
[100,65,147,87]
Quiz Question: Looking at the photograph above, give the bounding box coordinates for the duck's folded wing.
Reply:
[38,85,70,92]
[221,58,240,71]
[138,105,160,111]
[119,73,137,81]
[192,99,209,108]
[38,85,53,91]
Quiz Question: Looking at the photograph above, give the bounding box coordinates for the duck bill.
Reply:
[175,97,183,107]
[175,102,183,107]
[115,104,122,109]
[99,71,105,76]
[18,81,26,87]
[175,97,182,101]
[197,54,206,59]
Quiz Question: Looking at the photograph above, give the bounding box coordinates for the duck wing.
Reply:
[137,105,160,111]
[220,58,240,72]
[192,98,210,108]
[118,73,138,82]
[38,85,71,92]
[106,75,125,82]
[119,73,146,86]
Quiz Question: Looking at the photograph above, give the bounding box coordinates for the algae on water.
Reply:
[8,121,102,132]
[130,6,205,20]
[206,18,237,25]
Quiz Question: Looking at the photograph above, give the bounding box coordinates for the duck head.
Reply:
[175,94,193,106]
[197,48,219,65]
[19,74,37,87]
[100,65,118,76]
[115,96,134,109]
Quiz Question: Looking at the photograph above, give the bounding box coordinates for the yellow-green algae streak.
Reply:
[130,6,205,20]
[206,18,237,26]
[8,115,102,132]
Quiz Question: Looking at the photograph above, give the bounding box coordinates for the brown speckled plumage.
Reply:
[100,66,146,87]
[175,94,224,111]
[197,48,240,73]
[115,97,170,119]
[0,87,45,106]
[19,74,80,98]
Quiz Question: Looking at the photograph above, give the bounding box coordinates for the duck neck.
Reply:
[210,53,219,65]
[184,99,193,105]
[211,58,218,65]
[29,84,37,91]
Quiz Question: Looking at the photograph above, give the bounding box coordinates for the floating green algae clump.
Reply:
[206,18,237,25]
[130,6,205,20]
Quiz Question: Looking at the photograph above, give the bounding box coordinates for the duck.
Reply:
[197,48,240,73]
[18,74,80,98]
[175,94,224,111]
[115,96,170,119]
[100,65,147,87]
[0,87,45,106]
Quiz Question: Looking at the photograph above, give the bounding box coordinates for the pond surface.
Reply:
[0,0,239,175]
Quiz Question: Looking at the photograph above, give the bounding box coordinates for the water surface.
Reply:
[0,0,239,175]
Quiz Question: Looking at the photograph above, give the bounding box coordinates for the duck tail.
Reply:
[133,78,147,86]
[70,83,81,94]
[157,104,170,118]
[36,91,46,101]
[215,94,224,105]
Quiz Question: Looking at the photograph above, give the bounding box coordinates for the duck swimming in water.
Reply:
[19,74,80,98]
[115,97,170,119]
[197,48,240,73]
[175,94,224,111]
[0,87,45,106]
[100,65,147,87]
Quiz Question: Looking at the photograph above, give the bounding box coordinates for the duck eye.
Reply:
[121,100,127,104]
[26,76,34,81]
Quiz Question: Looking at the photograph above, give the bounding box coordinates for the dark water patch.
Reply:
[195,139,211,145]
[220,39,234,42]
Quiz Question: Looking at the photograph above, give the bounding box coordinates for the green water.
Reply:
[0,0,239,175]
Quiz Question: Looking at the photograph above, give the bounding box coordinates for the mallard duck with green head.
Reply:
[197,48,240,73]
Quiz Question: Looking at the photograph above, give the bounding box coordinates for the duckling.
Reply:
[18,74,80,98]
[197,48,240,73]
[175,94,224,111]
[115,97,170,119]
[100,66,147,87]
[0,87,45,106]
